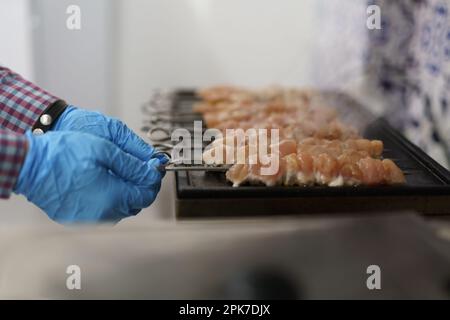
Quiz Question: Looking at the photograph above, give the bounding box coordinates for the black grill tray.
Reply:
[163,90,450,218]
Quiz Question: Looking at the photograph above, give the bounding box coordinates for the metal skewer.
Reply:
[163,163,232,172]
[153,149,231,172]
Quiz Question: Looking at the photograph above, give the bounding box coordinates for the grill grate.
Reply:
[142,90,450,217]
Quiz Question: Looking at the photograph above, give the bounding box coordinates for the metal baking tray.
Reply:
[144,90,450,218]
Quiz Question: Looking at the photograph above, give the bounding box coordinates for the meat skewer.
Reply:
[190,86,406,187]
[202,138,405,187]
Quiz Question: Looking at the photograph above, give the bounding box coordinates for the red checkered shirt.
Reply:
[0,66,58,198]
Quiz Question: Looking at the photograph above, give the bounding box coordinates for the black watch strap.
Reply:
[32,99,68,135]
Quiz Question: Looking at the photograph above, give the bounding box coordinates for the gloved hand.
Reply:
[14,130,163,224]
[53,105,167,163]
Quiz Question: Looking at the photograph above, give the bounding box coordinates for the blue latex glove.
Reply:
[14,130,163,224]
[53,105,168,164]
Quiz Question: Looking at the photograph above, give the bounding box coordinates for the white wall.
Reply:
[115,0,313,125]
[0,0,34,79]
[115,0,368,127]
[31,0,115,113]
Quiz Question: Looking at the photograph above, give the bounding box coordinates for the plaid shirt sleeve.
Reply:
[0,130,27,198]
[0,66,59,198]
